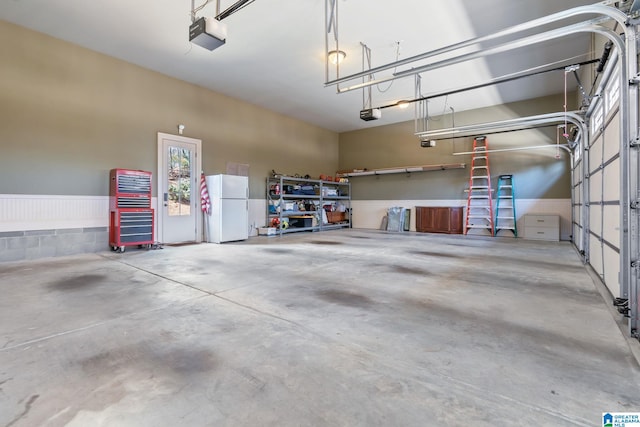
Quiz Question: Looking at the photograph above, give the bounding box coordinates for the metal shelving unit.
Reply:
[266,176,351,235]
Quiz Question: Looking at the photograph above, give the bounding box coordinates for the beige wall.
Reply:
[0,20,338,199]
[339,94,574,201]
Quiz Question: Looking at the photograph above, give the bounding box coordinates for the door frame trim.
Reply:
[156,132,203,244]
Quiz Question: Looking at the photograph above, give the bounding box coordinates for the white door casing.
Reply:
[157,132,202,244]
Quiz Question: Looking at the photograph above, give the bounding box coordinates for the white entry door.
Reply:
[157,133,202,244]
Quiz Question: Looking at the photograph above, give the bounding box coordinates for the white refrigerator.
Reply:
[206,174,249,243]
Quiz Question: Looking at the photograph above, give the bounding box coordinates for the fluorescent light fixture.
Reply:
[396,100,410,109]
[328,50,346,65]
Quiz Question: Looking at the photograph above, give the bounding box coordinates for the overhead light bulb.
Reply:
[328,50,346,65]
[396,100,410,109]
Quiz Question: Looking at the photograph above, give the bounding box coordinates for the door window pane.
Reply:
[167,146,192,216]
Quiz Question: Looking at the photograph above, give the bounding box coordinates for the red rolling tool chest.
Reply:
[109,169,154,252]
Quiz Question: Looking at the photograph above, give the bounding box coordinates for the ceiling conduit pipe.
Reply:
[325,4,629,89]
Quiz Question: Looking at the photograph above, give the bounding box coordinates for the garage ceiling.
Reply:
[0,0,603,132]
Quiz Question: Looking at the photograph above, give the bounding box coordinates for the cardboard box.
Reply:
[326,211,346,223]
[258,227,277,236]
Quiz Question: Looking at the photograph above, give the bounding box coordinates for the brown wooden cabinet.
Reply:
[415,206,464,234]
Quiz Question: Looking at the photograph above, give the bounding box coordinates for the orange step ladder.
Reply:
[464,136,494,236]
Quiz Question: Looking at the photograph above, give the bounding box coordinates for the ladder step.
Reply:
[471,175,489,179]
[467,225,492,229]
[496,226,516,230]
[499,196,513,199]
[468,215,492,219]
[496,216,515,219]
[499,185,513,188]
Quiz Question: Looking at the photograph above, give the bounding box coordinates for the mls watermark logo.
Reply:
[603,412,640,427]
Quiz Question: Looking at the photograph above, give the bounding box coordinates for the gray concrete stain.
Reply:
[47,274,106,291]
[315,289,374,308]
[262,248,295,254]
[309,240,343,245]
[159,348,218,374]
[392,265,432,276]
[79,345,218,376]
[410,250,460,258]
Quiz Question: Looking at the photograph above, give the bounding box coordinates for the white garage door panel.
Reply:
[590,205,602,235]
[590,235,604,276]
[589,170,603,200]
[573,207,582,232]
[589,136,603,171]
[603,111,620,161]
[603,245,620,298]
[603,205,620,249]
[573,164,582,186]
[603,157,620,198]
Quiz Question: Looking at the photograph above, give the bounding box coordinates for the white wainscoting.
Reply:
[0,194,110,232]
[0,195,162,233]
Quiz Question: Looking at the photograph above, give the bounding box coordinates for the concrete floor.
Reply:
[0,229,639,427]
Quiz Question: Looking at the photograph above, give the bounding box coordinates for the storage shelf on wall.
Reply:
[266,176,351,236]
[337,163,465,177]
